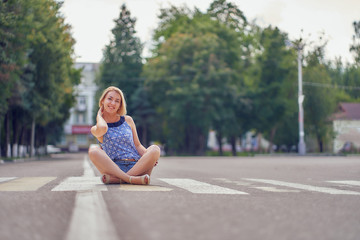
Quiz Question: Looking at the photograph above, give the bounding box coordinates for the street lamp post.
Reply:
[297,44,306,155]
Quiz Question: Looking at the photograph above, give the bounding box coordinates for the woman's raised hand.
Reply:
[97,106,104,117]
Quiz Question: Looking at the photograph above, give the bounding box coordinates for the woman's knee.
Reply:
[149,145,161,157]
[88,146,102,162]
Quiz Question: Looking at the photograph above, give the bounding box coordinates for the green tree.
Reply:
[207,0,254,156]
[340,20,360,101]
[342,66,360,100]
[21,0,80,156]
[207,0,246,30]
[350,20,360,64]
[0,0,25,117]
[303,44,336,152]
[145,5,245,155]
[129,86,155,146]
[98,3,143,111]
[251,26,297,151]
[1,0,80,157]
[0,0,25,157]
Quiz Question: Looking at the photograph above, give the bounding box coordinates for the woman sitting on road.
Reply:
[88,86,160,185]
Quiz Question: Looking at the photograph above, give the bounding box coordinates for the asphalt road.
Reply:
[0,153,359,240]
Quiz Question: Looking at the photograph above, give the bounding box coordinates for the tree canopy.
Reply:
[2,0,360,157]
[0,0,80,157]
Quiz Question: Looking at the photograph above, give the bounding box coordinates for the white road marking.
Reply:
[327,180,360,187]
[51,176,107,192]
[64,157,118,240]
[214,178,300,192]
[252,186,300,193]
[244,178,360,195]
[0,177,56,191]
[66,191,117,240]
[0,177,16,183]
[52,158,106,192]
[83,158,96,177]
[119,185,172,191]
[213,178,253,186]
[159,178,248,195]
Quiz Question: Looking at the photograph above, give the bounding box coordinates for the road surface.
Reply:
[0,153,359,240]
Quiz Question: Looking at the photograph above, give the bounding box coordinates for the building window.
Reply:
[79,96,86,105]
[76,113,85,124]
[76,135,88,145]
[77,96,87,112]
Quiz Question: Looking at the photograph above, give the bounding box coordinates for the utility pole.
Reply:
[297,43,306,155]
[285,38,306,155]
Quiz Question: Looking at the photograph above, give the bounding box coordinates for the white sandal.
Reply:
[101,174,124,184]
[129,174,150,185]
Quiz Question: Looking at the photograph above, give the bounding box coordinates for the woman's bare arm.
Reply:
[91,107,108,142]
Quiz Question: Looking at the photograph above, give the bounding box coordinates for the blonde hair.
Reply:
[99,86,127,116]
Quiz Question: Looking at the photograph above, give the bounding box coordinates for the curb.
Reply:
[0,156,47,164]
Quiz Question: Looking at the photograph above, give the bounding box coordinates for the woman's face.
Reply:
[102,90,121,114]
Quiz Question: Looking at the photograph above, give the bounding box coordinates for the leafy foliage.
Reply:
[303,44,336,152]
[0,0,80,157]
[2,0,359,156]
[98,4,143,103]
[250,26,297,149]
[350,20,360,64]
[144,4,253,155]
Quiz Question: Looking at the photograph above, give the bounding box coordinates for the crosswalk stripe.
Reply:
[214,178,299,193]
[52,158,107,192]
[213,178,253,186]
[2,174,359,195]
[326,180,360,187]
[252,186,300,193]
[119,185,172,192]
[244,178,360,195]
[51,176,107,192]
[159,178,248,195]
[0,177,56,191]
[0,177,17,183]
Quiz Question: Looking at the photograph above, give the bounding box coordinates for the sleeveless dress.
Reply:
[100,116,141,172]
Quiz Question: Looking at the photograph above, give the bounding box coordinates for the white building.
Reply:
[332,103,360,153]
[60,62,99,151]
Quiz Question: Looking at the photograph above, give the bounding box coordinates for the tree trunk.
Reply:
[0,116,2,158]
[230,136,237,156]
[19,126,25,157]
[142,125,148,147]
[12,112,20,158]
[197,133,205,156]
[317,135,324,152]
[5,112,10,158]
[268,126,277,153]
[216,131,223,156]
[30,117,35,157]
[257,133,262,152]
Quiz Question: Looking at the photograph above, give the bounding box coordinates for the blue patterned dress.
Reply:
[100,116,141,172]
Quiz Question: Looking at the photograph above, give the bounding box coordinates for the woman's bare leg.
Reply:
[127,145,161,176]
[88,146,148,185]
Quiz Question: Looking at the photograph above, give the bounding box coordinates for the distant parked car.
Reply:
[47,145,61,154]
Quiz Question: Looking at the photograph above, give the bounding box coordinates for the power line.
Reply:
[303,81,360,91]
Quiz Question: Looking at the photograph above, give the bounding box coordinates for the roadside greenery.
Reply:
[96,0,360,155]
[142,1,359,155]
[0,0,80,158]
[2,0,359,157]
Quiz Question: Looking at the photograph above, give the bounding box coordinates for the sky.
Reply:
[59,0,360,64]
